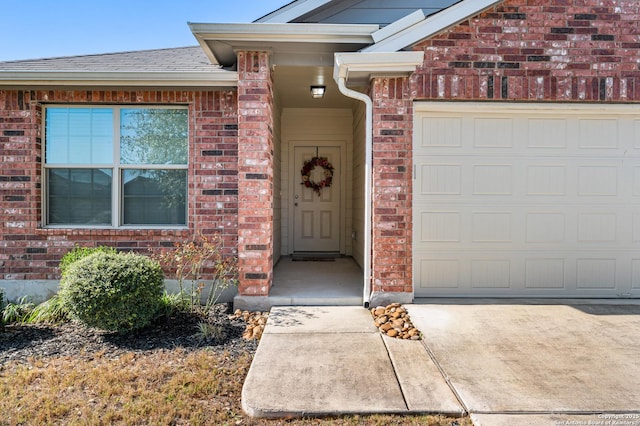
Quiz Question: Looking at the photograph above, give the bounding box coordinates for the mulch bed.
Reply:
[0,303,258,365]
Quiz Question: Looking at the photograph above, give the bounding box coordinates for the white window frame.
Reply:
[42,105,189,229]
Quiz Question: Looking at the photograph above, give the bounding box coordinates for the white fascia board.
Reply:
[0,71,238,87]
[255,0,333,23]
[371,9,425,44]
[189,22,377,44]
[333,51,424,81]
[363,0,502,52]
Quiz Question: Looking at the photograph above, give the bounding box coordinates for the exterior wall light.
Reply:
[310,85,326,98]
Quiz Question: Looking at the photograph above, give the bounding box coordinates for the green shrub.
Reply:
[59,245,117,277]
[60,251,164,333]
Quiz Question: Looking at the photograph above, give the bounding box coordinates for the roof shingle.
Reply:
[0,46,219,73]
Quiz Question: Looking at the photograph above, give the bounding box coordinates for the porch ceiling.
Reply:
[273,65,359,109]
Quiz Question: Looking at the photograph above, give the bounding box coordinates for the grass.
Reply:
[0,349,471,426]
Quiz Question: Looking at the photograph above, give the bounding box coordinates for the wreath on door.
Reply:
[301,156,334,196]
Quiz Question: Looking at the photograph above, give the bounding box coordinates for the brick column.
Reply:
[235,51,275,307]
[370,77,414,306]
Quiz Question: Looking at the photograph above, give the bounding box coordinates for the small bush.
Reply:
[59,245,117,277]
[60,251,164,333]
[153,233,238,311]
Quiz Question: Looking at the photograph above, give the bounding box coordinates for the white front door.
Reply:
[293,145,341,252]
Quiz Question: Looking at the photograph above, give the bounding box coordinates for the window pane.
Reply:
[48,169,112,225]
[120,109,188,165]
[46,108,113,164]
[122,169,186,225]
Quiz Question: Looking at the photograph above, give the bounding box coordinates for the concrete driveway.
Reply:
[243,302,640,424]
[407,301,640,425]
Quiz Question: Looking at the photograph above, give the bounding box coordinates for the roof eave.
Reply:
[189,22,378,66]
[333,51,425,86]
[189,22,377,44]
[0,71,239,87]
[363,0,502,52]
[254,0,333,23]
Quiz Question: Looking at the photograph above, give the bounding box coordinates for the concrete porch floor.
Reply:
[268,256,363,306]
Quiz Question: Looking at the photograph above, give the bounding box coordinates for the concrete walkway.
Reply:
[242,306,463,417]
[242,303,640,423]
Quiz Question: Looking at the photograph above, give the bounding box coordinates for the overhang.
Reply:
[0,70,238,88]
[333,51,424,86]
[255,0,333,23]
[363,0,502,52]
[189,22,378,67]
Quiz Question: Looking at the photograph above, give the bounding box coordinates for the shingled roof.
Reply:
[0,46,237,87]
[0,46,217,72]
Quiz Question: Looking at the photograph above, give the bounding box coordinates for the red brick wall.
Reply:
[412,0,640,101]
[0,89,238,280]
[370,77,413,295]
[371,0,640,296]
[236,51,275,296]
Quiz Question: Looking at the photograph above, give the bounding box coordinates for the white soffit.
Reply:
[189,22,377,67]
[255,0,333,23]
[334,51,424,85]
[189,22,377,42]
[0,71,238,87]
[363,0,502,52]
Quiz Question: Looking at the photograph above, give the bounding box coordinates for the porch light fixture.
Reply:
[310,85,326,98]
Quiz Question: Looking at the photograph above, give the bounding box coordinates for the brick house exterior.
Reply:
[2,0,640,306]
[0,89,238,276]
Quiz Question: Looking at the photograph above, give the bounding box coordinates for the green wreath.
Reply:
[301,156,334,196]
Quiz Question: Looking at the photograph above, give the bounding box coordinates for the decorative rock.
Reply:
[375,315,388,326]
[380,323,393,332]
[230,309,269,340]
[391,319,404,328]
[370,303,421,340]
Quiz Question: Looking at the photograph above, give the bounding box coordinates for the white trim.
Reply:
[333,52,425,83]
[363,0,502,52]
[414,101,640,115]
[371,9,425,44]
[189,22,377,44]
[0,71,238,87]
[255,0,333,23]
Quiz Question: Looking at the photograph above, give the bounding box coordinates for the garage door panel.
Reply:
[413,103,640,298]
[473,118,514,148]
[416,158,640,200]
[414,250,636,296]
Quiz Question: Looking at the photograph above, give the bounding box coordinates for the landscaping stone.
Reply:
[229,309,269,340]
[370,303,421,340]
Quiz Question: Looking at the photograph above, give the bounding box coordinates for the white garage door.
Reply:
[413,103,640,298]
